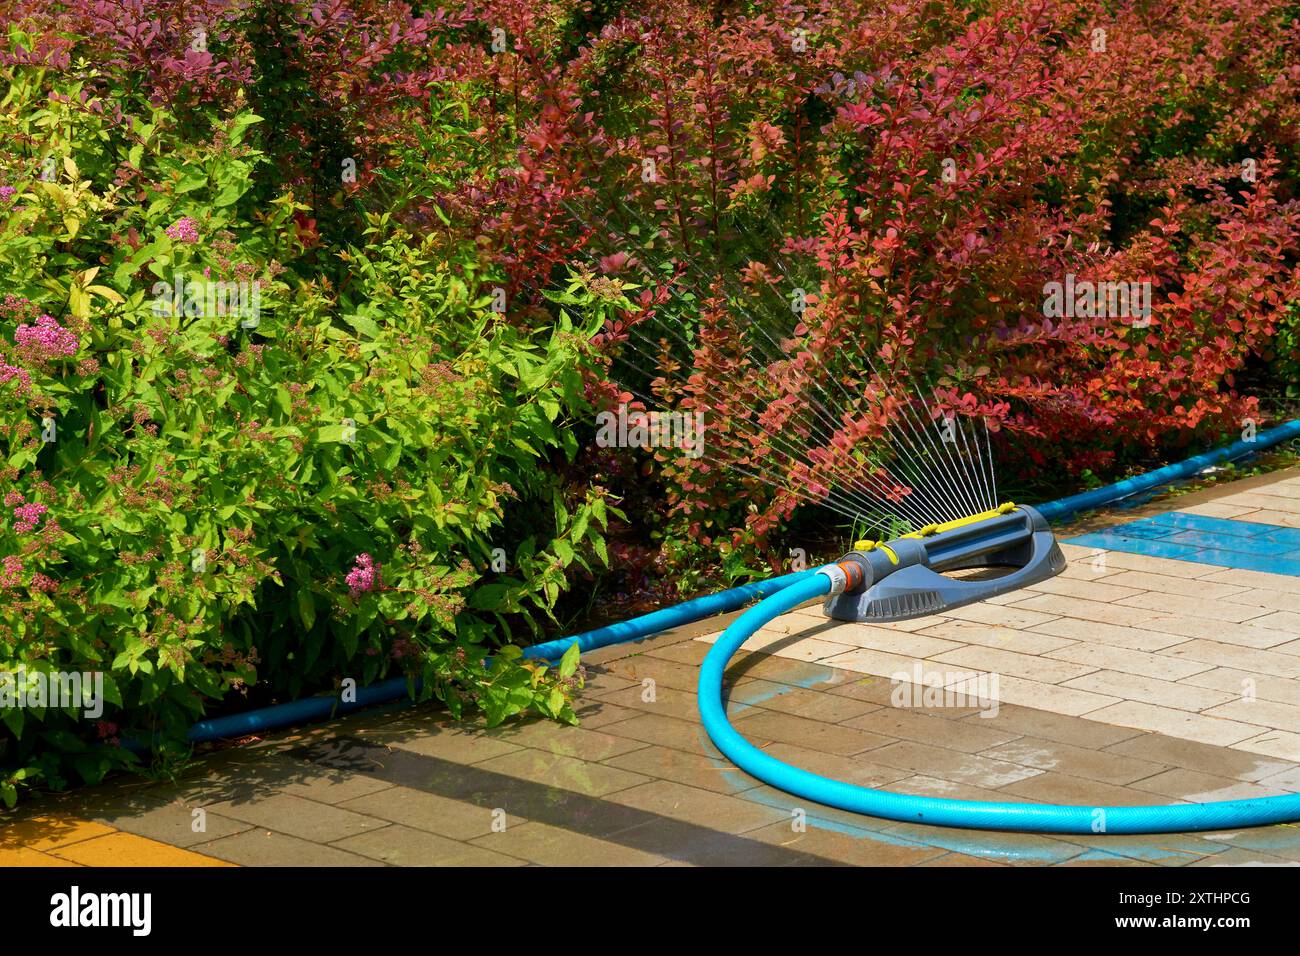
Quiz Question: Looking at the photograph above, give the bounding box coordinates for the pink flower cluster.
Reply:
[14,314,79,360]
[0,555,21,588]
[165,216,200,243]
[11,497,47,533]
[0,358,30,394]
[345,553,379,596]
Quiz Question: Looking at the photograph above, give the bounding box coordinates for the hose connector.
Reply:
[817,561,865,596]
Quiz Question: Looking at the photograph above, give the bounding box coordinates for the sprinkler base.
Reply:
[824,504,1067,623]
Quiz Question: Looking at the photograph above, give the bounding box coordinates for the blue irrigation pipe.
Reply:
[173,418,1300,833]
[1036,418,1300,524]
[183,570,816,744]
[696,568,1300,834]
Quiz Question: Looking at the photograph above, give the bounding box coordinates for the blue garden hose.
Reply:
[174,418,1300,833]
[696,568,1300,834]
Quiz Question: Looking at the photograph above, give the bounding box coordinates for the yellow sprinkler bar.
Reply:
[853,502,1018,562]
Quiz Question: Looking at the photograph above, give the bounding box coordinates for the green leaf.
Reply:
[557,642,580,680]
[297,590,316,631]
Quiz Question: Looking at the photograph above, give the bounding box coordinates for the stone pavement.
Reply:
[5,469,1300,866]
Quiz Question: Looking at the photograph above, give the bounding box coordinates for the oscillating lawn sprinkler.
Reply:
[822,503,1066,623]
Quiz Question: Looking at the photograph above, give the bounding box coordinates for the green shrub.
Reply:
[0,64,607,805]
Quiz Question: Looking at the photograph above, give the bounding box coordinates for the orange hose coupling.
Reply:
[818,560,866,596]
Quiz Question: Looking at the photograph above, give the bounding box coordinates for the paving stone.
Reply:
[335,785,501,840]
[825,674,906,705]
[371,721,523,764]
[644,640,713,664]
[1062,670,1236,712]
[941,602,1062,629]
[1054,851,1157,866]
[1255,765,1300,792]
[1104,732,1299,782]
[1234,730,1300,762]
[932,644,1098,684]
[205,792,390,843]
[600,815,829,865]
[1028,575,1145,603]
[334,824,526,866]
[571,698,640,729]
[596,680,743,722]
[865,740,1043,789]
[603,744,760,794]
[1203,698,1300,734]
[1216,588,1300,614]
[485,718,648,762]
[756,742,914,789]
[1100,569,1253,601]
[1186,847,1299,866]
[1060,832,1227,867]
[918,619,1077,655]
[965,704,1144,749]
[917,852,1009,866]
[194,829,386,866]
[706,651,848,689]
[877,821,1087,866]
[1011,592,1175,628]
[887,774,1033,803]
[474,748,650,797]
[1229,509,1300,529]
[1127,768,1289,802]
[1137,615,1295,649]
[819,646,970,682]
[742,633,860,663]
[1199,567,1300,594]
[0,847,80,866]
[1083,701,1265,748]
[91,799,252,848]
[1198,826,1300,863]
[266,759,395,805]
[949,672,1122,717]
[996,772,1178,807]
[1211,492,1300,514]
[0,815,115,852]
[468,821,667,866]
[1028,616,1188,652]
[730,682,883,723]
[822,624,964,658]
[1180,667,1300,707]
[50,831,234,867]
[843,708,1018,753]
[742,819,948,866]
[1115,592,1273,625]
[1161,640,1300,679]
[1064,549,1224,579]
[732,710,893,756]
[978,736,1165,785]
[599,655,724,693]
[601,711,740,757]
[579,667,639,695]
[1045,643,1213,682]
[605,780,790,834]
[1250,610,1300,631]
[734,782,919,832]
